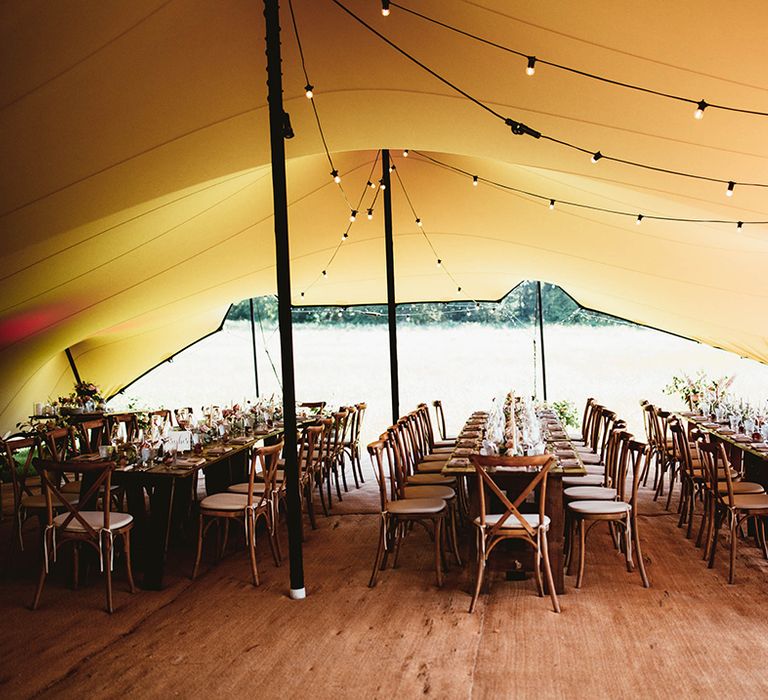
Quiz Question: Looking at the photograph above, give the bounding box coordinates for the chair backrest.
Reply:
[174,406,194,428]
[297,425,323,481]
[150,409,172,431]
[247,442,284,509]
[77,418,109,453]
[621,439,647,509]
[35,457,117,533]
[432,400,449,441]
[330,410,349,458]
[299,401,327,414]
[387,422,415,481]
[596,410,618,463]
[353,403,367,444]
[603,426,630,487]
[586,404,605,452]
[580,398,596,443]
[470,454,555,540]
[697,440,734,507]
[107,413,139,442]
[367,439,394,511]
[405,412,427,463]
[2,433,42,506]
[44,427,75,462]
[417,403,439,451]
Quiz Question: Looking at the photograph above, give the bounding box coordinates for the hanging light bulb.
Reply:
[367,180,375,189]
[322,269,328,278]
[436,258,442,267]
[416,218,422,227]
[379,178,386,190]
[549,199,555,210]
[331,170,341,184]
[457,286,462,292]
[591,151,603,164]
[526,56,536,76]
[367,208,373,220]
[341,231,349,240]
[381,0,390,16]
[402,149,409,157]
[300,291,305,297]
[737,221,744,229]
[694,99,708,120]
[472,175,478,187]
[389,163,396,173]
[726,181,735,197]
[349,209,357,222]
[636,214,644,225]
[304,84,314,99]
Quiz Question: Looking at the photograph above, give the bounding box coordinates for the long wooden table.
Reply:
[442,409,586,594]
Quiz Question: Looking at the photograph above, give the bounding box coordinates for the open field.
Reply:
[111,322,768,444]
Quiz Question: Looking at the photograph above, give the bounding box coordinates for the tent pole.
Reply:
[249,298,260,396]
[264,0,304,599]
[65,348,82,384]
[536,280,548,402]
[382,149,400,423]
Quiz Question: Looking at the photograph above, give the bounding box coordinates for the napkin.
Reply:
[175,456,206,467]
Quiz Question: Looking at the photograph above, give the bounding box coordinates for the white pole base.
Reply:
[289,587,306,600]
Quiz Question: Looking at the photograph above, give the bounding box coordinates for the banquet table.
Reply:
[442,408,586,594]
[71,423,297,590]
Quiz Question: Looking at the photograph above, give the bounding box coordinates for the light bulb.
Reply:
[300,291,305,297]
[549,199,555,210]
[331,170,341,184]
[726,181,735,197]
[341,231,348,240]
[304,84,314,99]
[389,164,395,173]
[350,210,357,222]
[472,175,478,187]
[436,258,442,267]
[379,179,386,190]
[402,149,409,157]
[367,208,373,220]
[367,180,374,189]
[416,218,422,227]
[381,0,390,16]
[694,99,708,120]
[526,56,536,76]
[457,286,462,292]
[591,151,602,164]
[737,221,744,229]
[636,214,643,225]
[322,270,328,277]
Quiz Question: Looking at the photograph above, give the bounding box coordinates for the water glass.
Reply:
[729,415,740,432]
[744,418,756,436]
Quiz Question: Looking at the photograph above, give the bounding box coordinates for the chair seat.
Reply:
[562,475,603,487]
[22,492,79,509]
[53,511,133,531]
[564,486,617,501]
[580,453,602,465]
[407,473,456,486]
[255,470,285,482]
[718,481,764,495]
[730,493,768,511]
[403,485,455,500]
[568,500,630,516]
[429,446,454,454]
[228,482,271,495]
[416,462,446,473]
[584,465,605,475]
[387,498,446,515]
[200,492,249,511]
[473,513,550,530]
[420,453,448,462]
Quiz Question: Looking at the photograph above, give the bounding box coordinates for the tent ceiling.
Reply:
[2,0,768,431]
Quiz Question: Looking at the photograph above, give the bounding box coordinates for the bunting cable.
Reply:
[328,0,768,191]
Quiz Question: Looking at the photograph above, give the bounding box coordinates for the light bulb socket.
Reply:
[331,169,340,183]
[322,270,327,277]
[636,214,643,225]
[737,221,744,229]
[591,151,603,163]
[350,210,357,221]
[727,181,735,197]
[472,175,478,186]
[457,286,462,292]
[694,99,708,119]
[436,258,442,266]
[416,218,422,227]
[526,56,536,75]
[367,208,373,219]
[304,84,314,99]
[402,149,409,157]
[549,199,555,210]
[282,112,294,139]
[342,232,348,240]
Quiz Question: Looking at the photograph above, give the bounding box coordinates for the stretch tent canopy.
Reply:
[2,0,768,432]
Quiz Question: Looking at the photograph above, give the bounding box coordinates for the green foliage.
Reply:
[551,399,579,428]
[226,282,630,328]
[663,371,734,409]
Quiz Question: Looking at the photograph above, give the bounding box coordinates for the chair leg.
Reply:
[677,480,688,528]
[449,502,462,566]
[369,519,387,587]
[540,529,561,613]
[103,533,114,614]
[334,463,343,500]
[533,537,544,597]
[729,517,738,584]
[72,542,80,590]
[247,514,260,586]
[305,483,317,530]
[576,518,587,589]
[632,514,650,587]
[349,452,360,489]
[124,531,136,593]
[220,519,230,558]
[665,466,677,511]
[759,517,768,560]
[434,517,443,588]
[708,509,723,569]
[316,473,329,516]
[355,449,365,484]
[192,513,205,579]
[697,491,710,550]
[469,530,485,613]
[392,523,403,568]
[624,519,634,573]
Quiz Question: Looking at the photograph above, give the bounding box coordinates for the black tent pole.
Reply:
[249,298,260,396]
[536,280,548,402]
[264,0,304,599]
[382,149,399,423]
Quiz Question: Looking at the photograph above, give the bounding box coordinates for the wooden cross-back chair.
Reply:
[339,405,361,490]
[367,439,447,588]
[470,454,560,614]
[342,402,366,486]
[299,401,326,414]
[32,457,135,613]
[107,413,139,443]
[193,441,283,586]
[573,397,596,445]
[329,410,349,497]
[150,409,172,432]
[697,440,768,583]
[431,399,456,443]
[77,418,109,453]
[174,406,194,429]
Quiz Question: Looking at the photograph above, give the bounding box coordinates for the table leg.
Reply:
[142,479,173,590]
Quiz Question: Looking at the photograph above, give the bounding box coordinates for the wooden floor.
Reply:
[2,472,768,699]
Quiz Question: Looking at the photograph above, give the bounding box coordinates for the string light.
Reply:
[472,175,478,186]
[379,178,386,190]
[304,83,314,99]
[726,181,735,197]
[549,199,555,210]
[367,208,374,220]
[403,149,409,157]
[381,0,390,16]
[591,151,602,164]
[526,56,536,76]
[341,231,349,240]
[436,258,442,267]
[331,169,341,184]
[416,217,422,227]
[694,100,708,120]
[737,221,744,229]
[389,163,396,173]
[349,209,357,221]
[322,269,328,277]
[367,180,375,189]
[636,214,644,225]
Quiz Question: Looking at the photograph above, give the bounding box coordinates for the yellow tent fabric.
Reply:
[2,0,768,432]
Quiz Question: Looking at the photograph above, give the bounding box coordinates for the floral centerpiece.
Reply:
[664,372,734,412]
[57,381,107,414]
